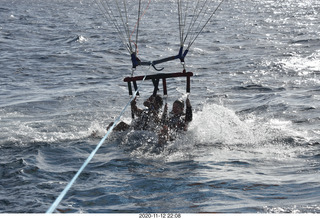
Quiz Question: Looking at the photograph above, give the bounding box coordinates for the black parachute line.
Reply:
[95,0,151,55]
[177,0,225,50]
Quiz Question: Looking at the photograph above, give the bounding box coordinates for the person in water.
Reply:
[108,94,164,132]
[158,97,192,144]
[131,94,164,131]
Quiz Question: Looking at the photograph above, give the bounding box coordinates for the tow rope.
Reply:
[46,71,149,213]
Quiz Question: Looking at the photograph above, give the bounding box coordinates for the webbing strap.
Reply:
[152,78,160,96]
[127,81,133,96]
[162,78,167,96]
[187,75,191,93]
[133,81,139,96]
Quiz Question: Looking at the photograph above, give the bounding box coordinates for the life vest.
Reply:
[132,110,160,131]
[168,114,186,131]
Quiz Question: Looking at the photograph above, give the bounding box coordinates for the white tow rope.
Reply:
[46,72,148,213]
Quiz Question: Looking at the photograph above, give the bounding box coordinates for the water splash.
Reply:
[279,50,320,74]
[190,103,260,146]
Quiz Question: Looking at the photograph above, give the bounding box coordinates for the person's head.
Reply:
[144,94,163,111]
[172,99,184,115]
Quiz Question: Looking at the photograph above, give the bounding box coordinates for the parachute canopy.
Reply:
[95,0,225,70]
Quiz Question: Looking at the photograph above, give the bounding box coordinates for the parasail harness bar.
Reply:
[131,46,188,71]
[124,71,193,96]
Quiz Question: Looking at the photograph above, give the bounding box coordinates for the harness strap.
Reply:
[133,81,139,96]
[162,78,167,96]
[127,82,133,96]
[152,78,160,96]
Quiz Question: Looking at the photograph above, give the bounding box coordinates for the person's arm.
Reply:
[158,124,169,145]
[158,103,169,145]
[185,98,192,123]
[161,103,168,125]
[131,98,143,117]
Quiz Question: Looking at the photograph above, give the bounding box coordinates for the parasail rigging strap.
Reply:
[186,0,225,49]
[95,0,132,53]
[177,0,225,50]
[95,0,151,55]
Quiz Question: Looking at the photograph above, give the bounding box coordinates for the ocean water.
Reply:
[1,0,320,213]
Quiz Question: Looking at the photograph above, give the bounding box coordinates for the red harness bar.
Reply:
[124,71,193,96]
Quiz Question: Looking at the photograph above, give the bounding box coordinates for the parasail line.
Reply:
[114,0,133,52]
[123,0,133,51]
[182,0,202,46]
[185,0,210,45]
[135,0,142,52]
[95,0,133,53]
[128,0,151,55]
[187,0,211,47]
[177,0,183,47]
[187,0,225,50]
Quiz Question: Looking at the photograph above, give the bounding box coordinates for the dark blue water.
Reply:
[1,0,320,213]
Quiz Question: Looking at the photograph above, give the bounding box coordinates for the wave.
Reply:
[290,38,320,45]
[65,35,88,44]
